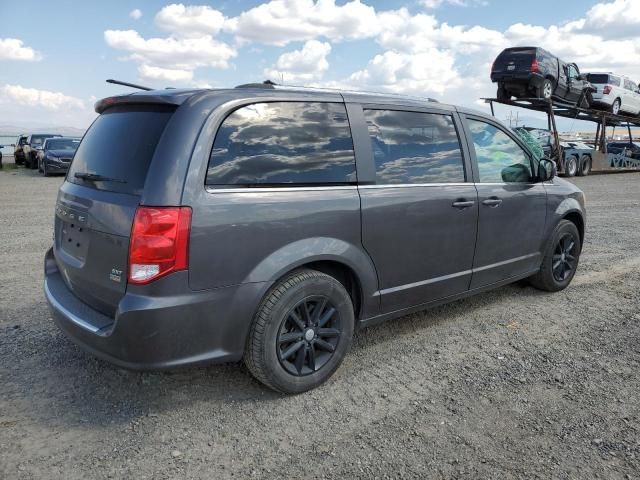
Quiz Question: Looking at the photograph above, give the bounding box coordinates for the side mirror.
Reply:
[538,158,556,181]
[577,74,587,81]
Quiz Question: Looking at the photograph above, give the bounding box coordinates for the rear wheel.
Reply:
[529,220,581,292]
[497,85,508,101]
[577,155,591,176]
[538,79,553,100]
[611,98,621,115]
[43,161,50,177]
[245,269,354,394]
[564,155,578,177]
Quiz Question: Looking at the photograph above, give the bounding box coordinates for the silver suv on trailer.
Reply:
[45,84,586,393]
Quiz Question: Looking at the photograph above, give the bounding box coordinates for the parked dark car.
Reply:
[23,133,62,169]
[36,137,81,176]
[491,47,594,107]
[607,141,640,159]
[14,135,28,165]
[45,85,586,393]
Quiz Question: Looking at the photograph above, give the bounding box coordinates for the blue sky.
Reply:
[0,0,636,131]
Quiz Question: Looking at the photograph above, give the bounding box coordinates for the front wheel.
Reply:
[529,220,581,292]
[244,269,354,394]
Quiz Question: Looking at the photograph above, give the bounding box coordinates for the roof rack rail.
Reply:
[234,80,439,103]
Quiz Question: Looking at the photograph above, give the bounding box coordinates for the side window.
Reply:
[206,102,356,186]
[467,119,533,183]
[611,76,621,87]
[624,79,635,91]
[363,109,465,184]
[568,65,578,80]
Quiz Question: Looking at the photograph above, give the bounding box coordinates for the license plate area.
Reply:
[60,220,89,261]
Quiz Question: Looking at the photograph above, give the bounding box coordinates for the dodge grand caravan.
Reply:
[45,84,586,393]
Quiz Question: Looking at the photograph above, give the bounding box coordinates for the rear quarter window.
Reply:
[68,105,174,195]
[206,102,356,187]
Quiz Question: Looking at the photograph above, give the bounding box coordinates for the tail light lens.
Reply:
[603,85,612,95]
[128,206,192,284]
[531,58,539,73]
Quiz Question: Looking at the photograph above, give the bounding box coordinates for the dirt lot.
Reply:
[1,165,639,479]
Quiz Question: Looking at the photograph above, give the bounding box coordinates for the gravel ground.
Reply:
[1,165,639,479]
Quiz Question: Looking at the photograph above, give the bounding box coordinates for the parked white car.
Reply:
[586,72,640,115]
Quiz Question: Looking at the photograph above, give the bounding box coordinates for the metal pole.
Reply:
[490,100,495,117]
[595,122,601,152]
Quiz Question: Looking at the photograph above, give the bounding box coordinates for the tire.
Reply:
[497,85,508,101]
[577,155,591,176]
[43,161,50,177]
[537,79,553,100]
[529,219,581,292]
[245,269,355,394]
[15,156,23,166]
[611,98,621,115]
[564,155,578,177]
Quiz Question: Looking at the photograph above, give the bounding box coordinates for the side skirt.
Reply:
[358,269,540,329]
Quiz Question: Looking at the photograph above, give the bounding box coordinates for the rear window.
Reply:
[503,48,535,56]
[68,105,174,195]
[206,102,356,187]
[588,74,620,86]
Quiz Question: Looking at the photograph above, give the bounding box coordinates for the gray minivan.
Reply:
[45,84,586,393]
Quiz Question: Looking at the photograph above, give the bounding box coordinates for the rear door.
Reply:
[493,48,536,77]
[357,105,478,313]
[54,105,175,316]
[461,115,546,288]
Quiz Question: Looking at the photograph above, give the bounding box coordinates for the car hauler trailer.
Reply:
[483,96,640,175]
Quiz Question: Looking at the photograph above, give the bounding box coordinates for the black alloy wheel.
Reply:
[552,233,578,282]
[277,296,342,376]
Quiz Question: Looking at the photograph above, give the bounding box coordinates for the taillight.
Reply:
[128,206,192,284]
[603,85,612,95]
[531,58,539,73]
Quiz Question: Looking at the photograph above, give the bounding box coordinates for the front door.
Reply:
[463,116,547,288]
[358,107,478,313]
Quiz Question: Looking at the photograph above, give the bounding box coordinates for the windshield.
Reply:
[46,139,80,151]
[31,135,58,146]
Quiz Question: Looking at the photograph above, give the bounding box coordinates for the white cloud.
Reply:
[155,4,226,37]
[129,8,143,20]
[421,0,487,8]
[582,0,640,39]
[104,29,236,84]
[138,64,193,82]
[264,40,331,83]
[339,49,461,95]
[0,84,85,110]
[227,0,380,46]
[0,38,42,61]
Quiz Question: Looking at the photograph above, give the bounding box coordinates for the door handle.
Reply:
[452,200,475,209]
[482,197,503,207]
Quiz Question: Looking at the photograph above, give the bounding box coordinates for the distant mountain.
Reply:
[0,123,86,137]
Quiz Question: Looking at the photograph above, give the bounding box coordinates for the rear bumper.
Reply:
[492,72,545,91]
[44,247,270,370]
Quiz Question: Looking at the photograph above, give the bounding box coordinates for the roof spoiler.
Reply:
[94,94,184,114]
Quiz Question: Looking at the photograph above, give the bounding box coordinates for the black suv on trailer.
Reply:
[491,47,594,107]
[45,84,586,393]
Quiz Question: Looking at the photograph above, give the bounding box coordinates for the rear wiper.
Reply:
[74,172,127,183]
